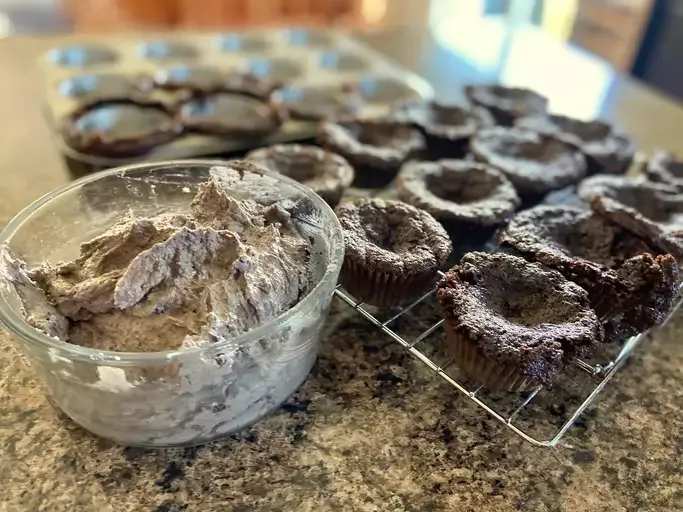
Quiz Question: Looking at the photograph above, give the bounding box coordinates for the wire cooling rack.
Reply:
[333,275,683,448]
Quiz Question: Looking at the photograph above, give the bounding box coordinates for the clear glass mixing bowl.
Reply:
[0,160,344,447]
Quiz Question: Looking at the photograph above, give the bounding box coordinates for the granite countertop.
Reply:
[2,28,683,512]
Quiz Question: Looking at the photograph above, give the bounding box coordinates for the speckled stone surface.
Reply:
[3,298,683,511]
[3,31,683,512]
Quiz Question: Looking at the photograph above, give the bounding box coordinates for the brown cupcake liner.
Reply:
[316,188,345,209]
[347,162,401,189]
[586,154,631,176]
[444,321,538,392]
[440,219,499,244]
[340,258,437,308]
[424,135,470,161]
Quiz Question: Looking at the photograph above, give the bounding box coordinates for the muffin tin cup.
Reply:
[275,83,363,121]
[57,73,140,101]
[340,259,438,308]
[138,66,223,95]
[214,33,271,53]
[142,70,283,100]
[47,44,119,67]
[179,93,285,138]
[60,97,184,158]
[443,321,539,392]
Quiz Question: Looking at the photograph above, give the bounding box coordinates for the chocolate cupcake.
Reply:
[578,173,680,202]
[590,195,683,262]
[245,144,354,207]
[470,127,587,199]
[396,159,520,228]
[335,198,452,307]
[318,118,426,188]
[645,150,683,188]
[515,115,635,175]
[498,204,681,342]
[437,252,601,391]
[465,85,548,126]
[393,100,494,159]
[138,65,225,94]
[578,174,683,251]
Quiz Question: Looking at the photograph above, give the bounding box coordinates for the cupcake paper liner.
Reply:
[424,136,469,161]
[340,258,437,308]
[444,320,538,392]
[345,162,403,189]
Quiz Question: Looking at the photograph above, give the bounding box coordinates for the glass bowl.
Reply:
[0,160,344,447]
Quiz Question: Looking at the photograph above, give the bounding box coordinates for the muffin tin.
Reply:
[39,29,434,173]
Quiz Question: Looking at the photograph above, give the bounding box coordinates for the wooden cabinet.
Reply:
[63,0,368,32]
[570,0,653,70]
[64,0,177,31]
[180,0,364,28]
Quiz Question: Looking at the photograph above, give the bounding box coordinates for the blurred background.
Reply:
[1,0,682,101]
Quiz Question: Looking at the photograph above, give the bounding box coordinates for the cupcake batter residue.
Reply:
[0,168,314,352]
